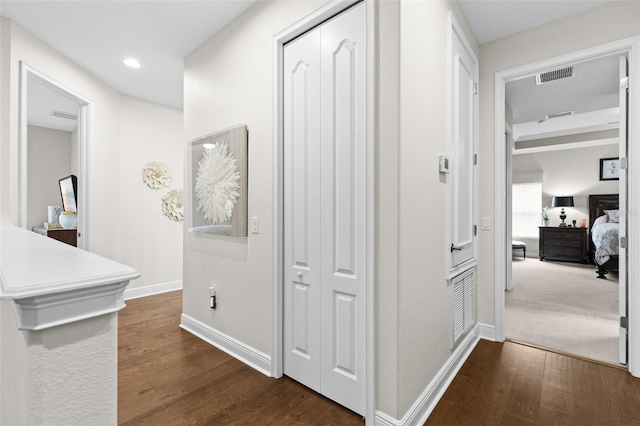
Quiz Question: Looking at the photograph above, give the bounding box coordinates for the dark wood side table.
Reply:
[538,226,588,263]
[32,226,77,247]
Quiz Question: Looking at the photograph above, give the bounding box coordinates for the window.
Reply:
[512,182,542,238]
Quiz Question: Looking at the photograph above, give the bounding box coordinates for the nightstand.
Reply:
[539,227,588,263]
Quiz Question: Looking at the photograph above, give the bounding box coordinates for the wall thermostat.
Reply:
[439,155,450,173]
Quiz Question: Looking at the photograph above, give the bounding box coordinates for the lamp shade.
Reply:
[551,196,574,208]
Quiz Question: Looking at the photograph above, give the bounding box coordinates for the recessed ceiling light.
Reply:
[123,58,141,69]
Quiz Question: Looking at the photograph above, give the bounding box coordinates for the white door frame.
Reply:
[19,62,93,251]
[272,0,375,421]
[494,36,640,375]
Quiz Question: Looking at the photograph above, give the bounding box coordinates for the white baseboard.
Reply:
[124,280,183,300]
[478,322,496,341]
[180,313,272,377]
[374,324,483,426]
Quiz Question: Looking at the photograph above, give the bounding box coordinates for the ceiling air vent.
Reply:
[51,110,78,120]
[535,66,574,85]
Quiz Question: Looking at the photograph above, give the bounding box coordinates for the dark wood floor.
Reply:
[426,339,640,425]
[118,290,363,425]
[120,291,640,425]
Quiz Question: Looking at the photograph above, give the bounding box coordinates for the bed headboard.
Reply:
[588,194,619,230]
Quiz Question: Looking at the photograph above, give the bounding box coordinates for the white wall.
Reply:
[393,0,478,417]
[183,0,327,361]
[116,95,183,290]
[512,144,619,254]
[183,0,478,420]
[477,1,640,325]
[26,125,72,228]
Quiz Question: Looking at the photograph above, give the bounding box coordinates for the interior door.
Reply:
[619,54,629,365]
[283,2,366,415]
[450,25,478,270]
[283,27,322,391]
[319,3,366,414]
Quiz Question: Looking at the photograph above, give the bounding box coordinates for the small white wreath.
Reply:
[161,189,183,221]
[194,141,240,224]
[142,161,172,189]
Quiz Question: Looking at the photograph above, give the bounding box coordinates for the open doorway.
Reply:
[505,53,624,365]
[19,63,93,250]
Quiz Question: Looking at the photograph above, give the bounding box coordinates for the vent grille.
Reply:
[536,66,574,85]
[51,110,78,121]
[452,268,475,347]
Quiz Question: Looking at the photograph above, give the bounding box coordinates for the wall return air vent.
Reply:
[535,66,574,85]
[51,109,78,120]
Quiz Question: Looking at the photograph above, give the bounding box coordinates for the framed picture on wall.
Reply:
[599,157,620,181]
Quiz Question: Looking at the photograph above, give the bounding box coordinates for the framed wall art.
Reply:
[599,157,620,181]
[189,125,248,237]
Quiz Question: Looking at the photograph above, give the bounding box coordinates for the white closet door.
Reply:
[319,2,366,415]
[283,2,366,416]
[283,28,322,392]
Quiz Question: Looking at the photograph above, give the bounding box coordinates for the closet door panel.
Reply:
[283,28,322,392]
[319,2,366,415]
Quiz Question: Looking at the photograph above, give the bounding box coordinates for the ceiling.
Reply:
[0,0,257,110]
[506,54,620,125]
[458,0,613,45]
[0,0,617,130]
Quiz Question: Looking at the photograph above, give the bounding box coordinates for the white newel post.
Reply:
[0,226,139,425]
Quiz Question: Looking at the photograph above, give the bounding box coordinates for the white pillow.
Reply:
[605,209,620,223]
[593,215,607,227]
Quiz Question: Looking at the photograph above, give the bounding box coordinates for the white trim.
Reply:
[180,313,271,377]
[124,280,183,300]
[494,36,640,375]
[478,323,496,341]
[365,1,377,423]
[18,62,93,251]
[272,0,376,422]
[513,138,619,155]
[627,38,640,377]
[374,324,484,426]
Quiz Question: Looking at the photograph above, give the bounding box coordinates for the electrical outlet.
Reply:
[209,286,217,309]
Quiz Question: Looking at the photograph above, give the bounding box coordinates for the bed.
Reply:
[589,194,619,279]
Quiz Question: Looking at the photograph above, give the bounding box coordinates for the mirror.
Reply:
[19,63,92,249]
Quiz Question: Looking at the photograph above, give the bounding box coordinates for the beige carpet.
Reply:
[506,258,620,365]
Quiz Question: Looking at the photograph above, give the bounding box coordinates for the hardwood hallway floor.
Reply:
[426,339,640,425]
[118,290,363,425]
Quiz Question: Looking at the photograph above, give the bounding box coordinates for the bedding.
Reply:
[591,214,619,265]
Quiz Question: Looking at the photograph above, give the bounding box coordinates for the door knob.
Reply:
[297,271,303,278]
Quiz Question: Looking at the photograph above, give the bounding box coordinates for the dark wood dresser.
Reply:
[32,226,77,247]
[539,226,588,263]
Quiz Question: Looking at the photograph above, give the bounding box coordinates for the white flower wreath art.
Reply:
[142,161,172,189]
[161,189,184,221]
[194,141,241,224]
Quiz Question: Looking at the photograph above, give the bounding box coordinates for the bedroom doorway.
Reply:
[19,63,93,251]
[496,41,637,367]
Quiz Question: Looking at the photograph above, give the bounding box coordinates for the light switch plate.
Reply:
[251,217,259,234]
[481,217,491,230]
